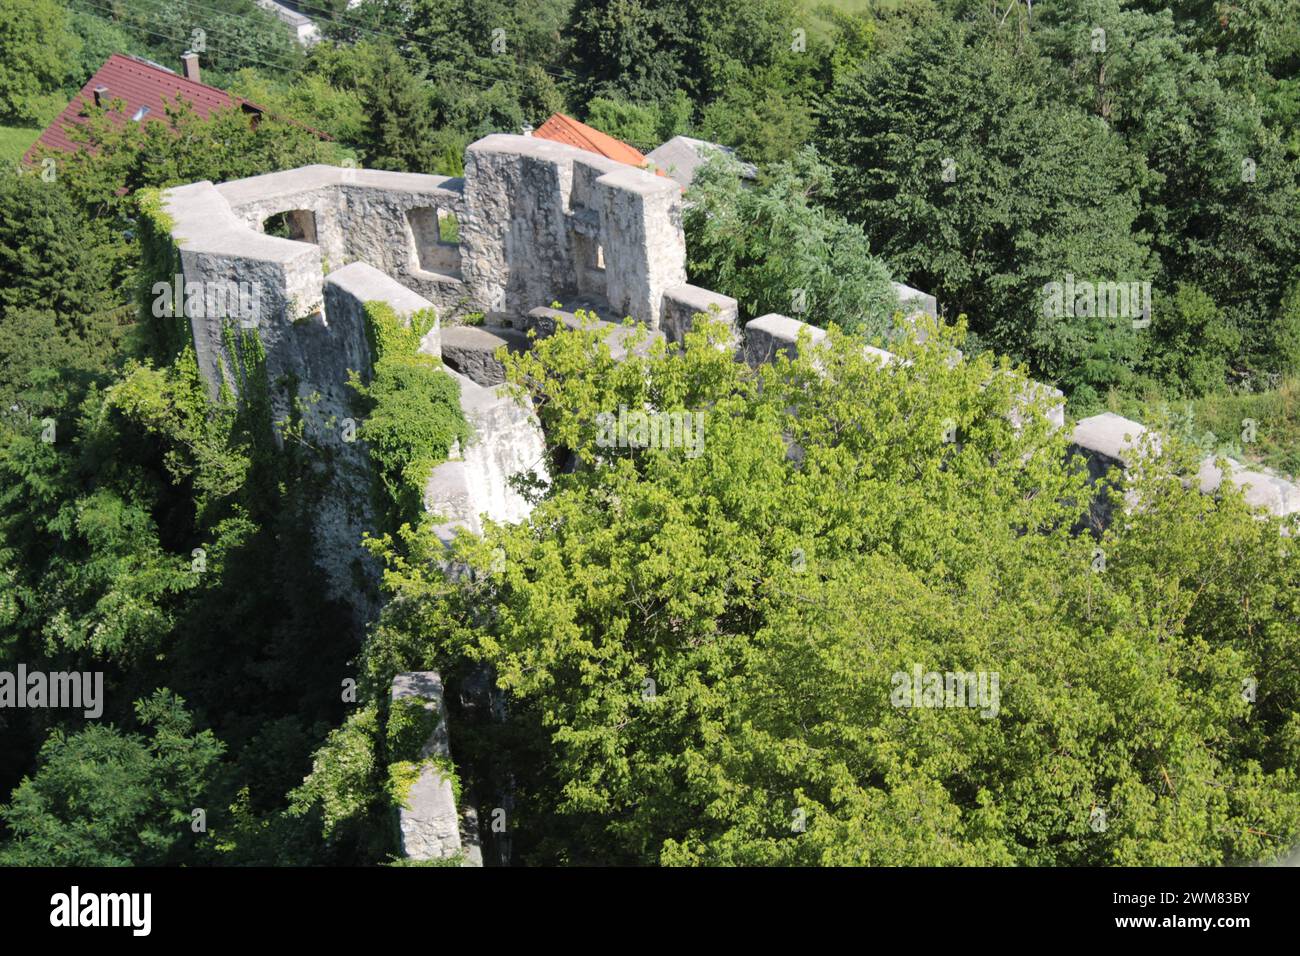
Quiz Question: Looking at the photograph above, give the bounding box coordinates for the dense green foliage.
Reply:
[362,317,1300,865]
[684,147,897,336]
[0,0,80,126]
[0,45,357,861]
[0,691,225,865]
[817,3,1300,407]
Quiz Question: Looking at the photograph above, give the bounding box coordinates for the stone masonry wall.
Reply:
[461,134,687,327]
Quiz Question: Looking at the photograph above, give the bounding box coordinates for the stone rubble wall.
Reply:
[315,263,443,628]
[215,165,470,319]
[661,283,740,347]
[461,135,687,328]
[423,368,549,549]
[390,671,482,866]
[597,165,687,327]
[439,324,531,386]
[163,180,326,409]
[893,282,938,318]
[161,163,553,613]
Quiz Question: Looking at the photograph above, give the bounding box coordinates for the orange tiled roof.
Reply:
[533,113,653,169]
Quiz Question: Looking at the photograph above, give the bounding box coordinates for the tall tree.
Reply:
[817,20,1154,402]
[684,147,897,336]
[0,691,224,866]
[0,0,78,125]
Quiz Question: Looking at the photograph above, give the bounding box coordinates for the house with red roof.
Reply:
[531,113,663,173]
[24,52,271,163]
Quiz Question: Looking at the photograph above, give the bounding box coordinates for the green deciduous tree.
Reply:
[354,316,1300,865]
[0,0,79,125]
[817,20,1155,398]
[0,691,224,866]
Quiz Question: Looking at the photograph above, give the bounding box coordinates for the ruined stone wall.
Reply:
[390,671,482,866]
[461,134,687,327]
[168,139,700,370]
[215,166,471,320]
[314,262,445,628]
[161,158,556,632]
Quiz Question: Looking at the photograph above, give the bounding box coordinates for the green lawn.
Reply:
[0,126,40,168]
[795,0,919,42]
[1109,377,1300,479]
[1187,378,1300,478]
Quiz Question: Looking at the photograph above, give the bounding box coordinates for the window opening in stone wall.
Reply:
[263,209,318,245]
[408,206,462,277]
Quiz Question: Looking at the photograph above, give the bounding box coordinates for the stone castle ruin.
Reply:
[157,132,1300,863]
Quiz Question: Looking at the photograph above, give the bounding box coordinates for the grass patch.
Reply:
[0,127,40,168]
[1107,377,1300,478]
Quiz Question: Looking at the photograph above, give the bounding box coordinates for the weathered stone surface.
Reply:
[1197,456,1300,517]
[304,264,444,627]
[423,457,477,549]
[164,180,325,403]
[661,283,740,347]
[893,281,937,318]
[424,370,549,549]
[324,259,440,357]
[215,164,470,319]
[440,325,530,386]
[390,672,480,865]
[597,165,687,328]
[1071,413,1149,469]
[744,313,901,370]
[461,134,685,327]
[743,313,827,366]
[454,371,549,524]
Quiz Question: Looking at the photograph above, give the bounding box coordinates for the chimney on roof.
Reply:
[521,123,533,137]
[181,51,201,84]
[93,85,108,108]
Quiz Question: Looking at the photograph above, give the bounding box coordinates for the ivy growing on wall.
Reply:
[350,302,471,531]
[136,188,188,362]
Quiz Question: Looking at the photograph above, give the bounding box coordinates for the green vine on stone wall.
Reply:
[384,695,462,809]
[349,301,471,532]
[136,188,190,363]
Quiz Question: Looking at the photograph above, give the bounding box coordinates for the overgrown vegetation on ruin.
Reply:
[351,302,470,531]
[357,316,1300,865]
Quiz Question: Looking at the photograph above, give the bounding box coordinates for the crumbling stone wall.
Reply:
[390,671,482,866]
[460,134,687,327]
[160,161,552,631]
[214,165,470,318]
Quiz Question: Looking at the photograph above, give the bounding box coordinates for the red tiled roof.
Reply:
[533,113,655,169]
[24,54,263,162]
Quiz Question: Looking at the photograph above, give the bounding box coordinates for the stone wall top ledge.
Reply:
[324,261,435,317]
[1071,412,1149,467]
[216,164,459,207]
